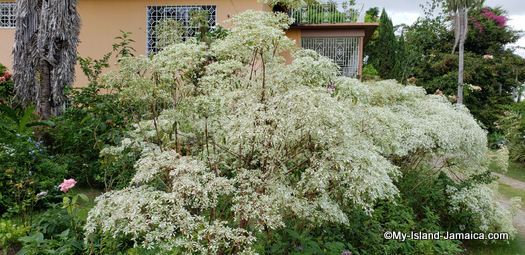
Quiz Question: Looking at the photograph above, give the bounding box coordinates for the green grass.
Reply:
[489,157,525,183]
[465,236,525,255]
[506,162,525,183]
[498,183,525,201]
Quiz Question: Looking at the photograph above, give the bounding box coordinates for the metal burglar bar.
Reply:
[289,2,365,25]
[147,5,216,53]
[301,37,360,77]
[0,2,15,28]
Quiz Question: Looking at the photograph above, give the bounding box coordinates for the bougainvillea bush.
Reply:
[84,11,519,254]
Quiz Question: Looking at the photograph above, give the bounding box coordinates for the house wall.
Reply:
[0,0,15,72]
[1,1,373,85]
[286,26,367,79]
[0,0,269,86]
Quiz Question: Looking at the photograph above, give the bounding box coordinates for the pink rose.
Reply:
[58,178,77,192]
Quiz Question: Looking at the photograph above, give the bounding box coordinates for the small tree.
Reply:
[13,0,81,119]
[369,9,397,80]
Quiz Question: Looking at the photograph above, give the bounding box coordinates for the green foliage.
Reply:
[369,9,397,80]
[364,9,410,82]
[16,186,91,255]
[0,105,55,134]
[0,63,14,106]
[405,3,525,133]
[0,219,29,254]
[0,110,66,219]
[113,31,136,61]
[44,31,139,190]
[253,174,466,254]
[364,7,379,22]
[499,102,525,161]
[361,64,379,81]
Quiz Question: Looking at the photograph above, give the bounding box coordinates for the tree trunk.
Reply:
[39,59,52,119]
[458,37,464,104]
[457,5,467,105]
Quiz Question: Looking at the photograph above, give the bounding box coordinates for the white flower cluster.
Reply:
[447,184,518,237]
[86,10,509,253]
[336,79,488,179]
[492,146,510,173]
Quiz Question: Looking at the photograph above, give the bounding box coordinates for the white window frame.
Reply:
[301,36,360,77]
[146,5,217,54]
[0,2,15,28]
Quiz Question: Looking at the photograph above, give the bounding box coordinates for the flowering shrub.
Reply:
[447,183,519,235]
[0,63,14,104]
[470,7,508,34]
[85,10,515,254]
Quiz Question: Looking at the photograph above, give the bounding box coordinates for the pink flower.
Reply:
[58,179,77,192]
[504,110,510,115]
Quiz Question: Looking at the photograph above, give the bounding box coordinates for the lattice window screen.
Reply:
[147,5,216,54]
[0,2,15,28]
[301,37,360,77]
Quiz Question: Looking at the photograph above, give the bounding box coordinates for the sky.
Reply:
[361,0,525,57]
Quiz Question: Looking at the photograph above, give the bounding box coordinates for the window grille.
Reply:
[147,5,216,54]
[0,2,15,28]
[301,37,360,77]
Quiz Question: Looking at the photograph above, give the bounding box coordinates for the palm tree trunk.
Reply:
[457,39,464,104]
[456,4,467,105]
[39,59,52,119]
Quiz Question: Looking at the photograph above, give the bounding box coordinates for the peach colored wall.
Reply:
[0,28,14,71]
[301,28,364,37]
[283,28,301,64]
[76,0,268,86]
[0,0,15,72]
[0,0,268,86]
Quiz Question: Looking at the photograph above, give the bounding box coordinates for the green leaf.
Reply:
[26,120,56,128]
[77,208,88,221]
[285,228,301,240]
[34,232,44,243]
[78,193,89,202]
[59,229,70,238]
[14,247,31,255]
[18,106,35,133]
[80,115,92,125]
[0,104,18,121]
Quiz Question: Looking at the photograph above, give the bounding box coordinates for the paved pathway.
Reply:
[492,172,525,239]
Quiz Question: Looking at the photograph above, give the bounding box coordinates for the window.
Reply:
[301,37,360,77]
[0,2,15,28]
[147,5,216,53]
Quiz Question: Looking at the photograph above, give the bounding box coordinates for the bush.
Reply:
[0,63,14,105]
[83,11,513,253]
[499,102,525,161]
[0,105,66,219]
